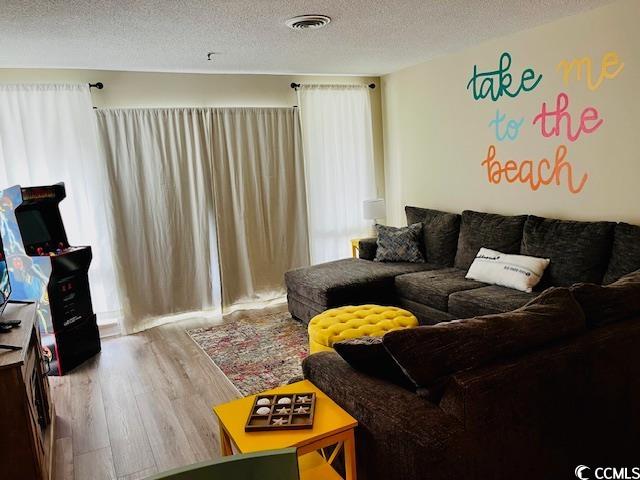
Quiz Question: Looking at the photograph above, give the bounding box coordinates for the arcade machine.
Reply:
[0,183,101,375]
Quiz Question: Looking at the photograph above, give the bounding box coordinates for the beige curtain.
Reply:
[210,108,309,306]
[96,109,219,334]
[96,107,308,333]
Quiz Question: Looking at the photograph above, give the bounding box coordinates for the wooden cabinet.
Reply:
[0,303,55,480]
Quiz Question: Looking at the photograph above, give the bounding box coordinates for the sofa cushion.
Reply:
[285,258,438,306]
[603,222,640,284]
[286,294,325,325]
[333,336,415,390]
[448,285,538,318]
[405,206,461,267]
[454,210,527,270]
[395,268,486,312]
[357,237,378,261]
[521,215,615,287]
[383,288,585,388]
[396,297,457,325]
[571,269,640,327]
[375,223,425,263]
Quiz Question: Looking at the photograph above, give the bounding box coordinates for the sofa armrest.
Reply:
[303,352,468,480]
[358,237,378,260]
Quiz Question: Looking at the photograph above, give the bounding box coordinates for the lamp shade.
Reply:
[362,198,386,221]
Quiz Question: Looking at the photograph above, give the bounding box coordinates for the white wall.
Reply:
[382,0,639,226]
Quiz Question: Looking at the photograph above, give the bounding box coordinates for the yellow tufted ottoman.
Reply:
[307,305,418,354]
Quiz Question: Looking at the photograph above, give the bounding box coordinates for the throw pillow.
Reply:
[466,247,550,293]
[570,269,640,327]
[374,223,425,263]
[333,336,416,390]
[383,288,585,388]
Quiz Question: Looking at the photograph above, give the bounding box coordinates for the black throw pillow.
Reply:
[374,223,424,263]
[333,336,416,391]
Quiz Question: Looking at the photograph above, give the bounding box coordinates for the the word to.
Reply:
[489,110,525,141]
[481,144,588,194]
[533,92,603,142]
[467,52,543,101]
[557,51,624,91]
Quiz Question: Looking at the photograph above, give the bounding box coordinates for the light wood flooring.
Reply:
[50,304,288,480]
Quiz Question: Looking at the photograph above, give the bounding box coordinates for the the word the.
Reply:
[533,92,603,142]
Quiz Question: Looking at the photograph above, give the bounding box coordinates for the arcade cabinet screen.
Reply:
[0,237,10,316]
[16,209,52,245]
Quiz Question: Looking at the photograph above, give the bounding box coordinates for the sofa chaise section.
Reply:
[285,258,439,324]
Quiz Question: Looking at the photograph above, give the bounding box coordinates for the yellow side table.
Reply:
[350,238,362,258]
[213,380,358,480]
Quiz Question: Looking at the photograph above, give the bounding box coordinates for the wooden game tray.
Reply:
[245,392,316,431]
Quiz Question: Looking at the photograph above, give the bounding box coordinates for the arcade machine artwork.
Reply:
[0,183,101,375]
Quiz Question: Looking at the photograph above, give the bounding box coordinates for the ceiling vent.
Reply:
[285,15,331,31]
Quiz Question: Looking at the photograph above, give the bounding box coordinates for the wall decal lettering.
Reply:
[533,92,603,142]
[467,52,543,101]
[489,110,525,141]
[557,51,624,91]
[469,48,624,194]
[481,144,588,194]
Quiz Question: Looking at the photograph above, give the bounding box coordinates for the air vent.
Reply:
[285,15,331,30]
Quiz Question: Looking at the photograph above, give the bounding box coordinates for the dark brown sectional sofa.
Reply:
[285,207,637,324]
[284,206,640,480]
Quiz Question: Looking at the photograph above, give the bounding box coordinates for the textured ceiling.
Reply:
[0,0,615,75]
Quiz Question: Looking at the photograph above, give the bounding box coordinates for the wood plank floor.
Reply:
[50,304,288,480]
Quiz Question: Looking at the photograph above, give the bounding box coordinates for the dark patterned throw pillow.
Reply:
[374,223,425,263]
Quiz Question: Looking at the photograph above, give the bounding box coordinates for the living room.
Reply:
[0,1,638,479]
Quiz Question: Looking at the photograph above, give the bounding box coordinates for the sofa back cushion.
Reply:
[603,222,640,284]
[454,210,527,270]
[405,206,460,267]
[571,269,640,327]
[382,288,585,388]
[521,215,615,287]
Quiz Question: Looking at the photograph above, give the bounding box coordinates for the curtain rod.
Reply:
[89,82,104,90]
[290,82,375,90]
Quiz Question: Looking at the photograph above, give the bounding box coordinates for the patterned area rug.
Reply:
[186,311,309,396]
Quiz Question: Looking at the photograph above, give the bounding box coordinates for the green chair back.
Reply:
[146,448,299,480]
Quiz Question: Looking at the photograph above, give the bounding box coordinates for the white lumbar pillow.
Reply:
[466,248,550,293]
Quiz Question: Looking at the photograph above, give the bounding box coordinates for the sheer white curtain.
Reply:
[96,109,220,334]
[297,85,376,264]
[0,84,121,323]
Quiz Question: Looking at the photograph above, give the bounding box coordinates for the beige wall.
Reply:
[382,0,639,226]
[0,69,385,197]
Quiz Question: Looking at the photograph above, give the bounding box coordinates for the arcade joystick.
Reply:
[36,246,44,255]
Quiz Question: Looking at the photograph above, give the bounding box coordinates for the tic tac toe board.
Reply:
[245,392,316,432]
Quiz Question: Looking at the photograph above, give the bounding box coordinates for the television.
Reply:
[0,235,10,317]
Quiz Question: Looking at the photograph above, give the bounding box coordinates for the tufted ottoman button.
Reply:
[307,305,418,353]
